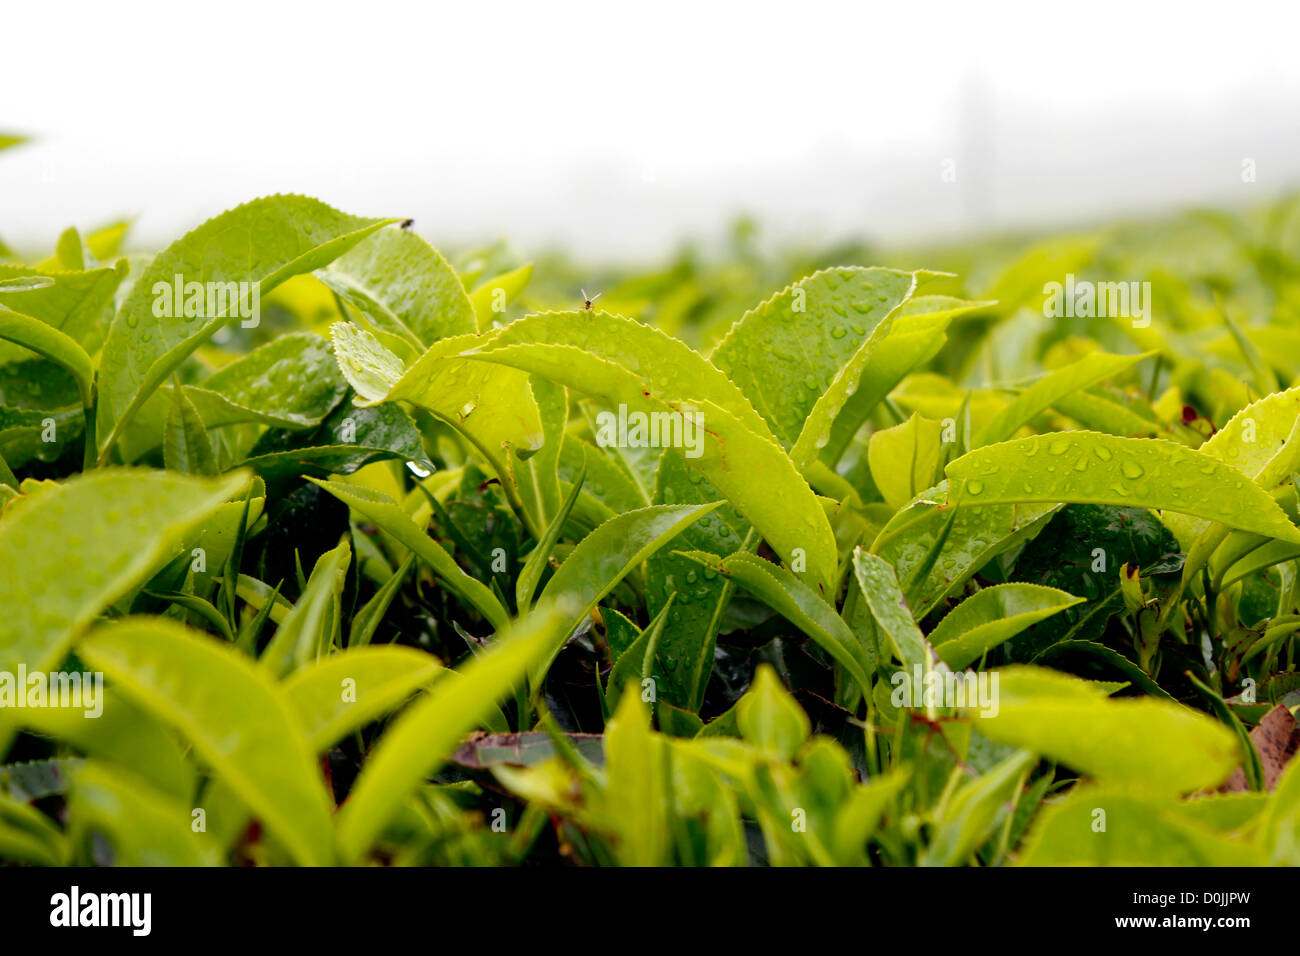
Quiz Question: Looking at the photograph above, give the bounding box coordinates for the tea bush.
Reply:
[2,155,1298,865]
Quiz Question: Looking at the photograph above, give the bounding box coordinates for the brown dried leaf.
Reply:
[1222,704,1300,792]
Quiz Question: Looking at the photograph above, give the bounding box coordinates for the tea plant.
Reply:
[1,159,1299,865]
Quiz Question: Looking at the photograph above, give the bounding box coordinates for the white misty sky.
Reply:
[2,0,1299,260]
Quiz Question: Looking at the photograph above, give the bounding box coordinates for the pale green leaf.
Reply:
[970,666,1240,794]
[79,616,333,866]
[185,332,347,429]
[736,665,810,760]
[469,263,532,330]
[0,468,247,711]
[973,351,1151,447]
[69,761,220,866]
[946,432,1300,543]
[284,645,442,752]
[163,385,217,476]
[930,584,1084,670]
[534,502,721,685]
[1018,786,1266,865]
[680,550,874,698]
[711,267,915,447]
[315,227,475,348]
[96,196,398,459]
[460,314,837,591]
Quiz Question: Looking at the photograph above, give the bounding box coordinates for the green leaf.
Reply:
[929,584,1084,670]
[328,320,407,403]
[333,326,546,523]
[680,550,875,698]
[647,451,749,709]
[1165,385,1300,547]
[460,312,837,591]
[851,549,936,675]
[560,434,648,516]
[163,385,217,476]
[315,228,476,348]
[969,666,1240,794]
[736,665,810,760]
[284,645,442,751]
[68,761,220,866]
[872,485,1061,618]
[0,791,67,865]
[603,687,672,865]
[335,604,570,862]
[185,332,347,429]
[799,296,987,470]
[868,412,944,509]
[946,432,1300,544]
[0,469,247,735]
[1052,389,1161,438]
[349,553,414,646]
[604,596,673,710]
[259,540,351,677]
[973,351,1151,447]
[711,267,916,447]
[516,461,584,613]
[79,616,333,866]
[922,750,1034,866]
[0,261,125,361]
[1018,786,1266,865]
[1031,640,1175,700]
[85,220,131,261]
[0,276,54,292]
[512,375,568,536]
[0,306,94,406]
[834,766,911,865]
[469,263,533,330]
[96,196,398,460]
[241,401,425,480]
[19,689,196,800]
[309,477,509,630]
[1187,672,1264,792]
[51,227,89,271]
[534,503,721,685]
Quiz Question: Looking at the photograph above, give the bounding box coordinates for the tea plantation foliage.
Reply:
[2,179,1299,865]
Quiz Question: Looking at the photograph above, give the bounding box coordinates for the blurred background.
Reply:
[2,0,1299,262]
